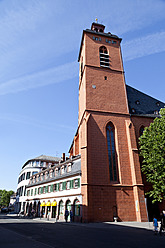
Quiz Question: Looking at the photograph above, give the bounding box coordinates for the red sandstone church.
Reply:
[69,22,165,222]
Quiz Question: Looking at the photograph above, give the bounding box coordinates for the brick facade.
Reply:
[70,22,165,222]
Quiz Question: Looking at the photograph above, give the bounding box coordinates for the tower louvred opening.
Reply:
[99,46,110,68]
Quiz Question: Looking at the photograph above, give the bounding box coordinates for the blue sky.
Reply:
[0,0,165,191]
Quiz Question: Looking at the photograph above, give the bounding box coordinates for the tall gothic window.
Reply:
[99,46,110,68]
[106,122,118,182]
[139,126,145,137]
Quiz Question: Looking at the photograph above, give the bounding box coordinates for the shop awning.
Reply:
[46,201,51,206]
[51,201,57,206]
[40,202,46,207]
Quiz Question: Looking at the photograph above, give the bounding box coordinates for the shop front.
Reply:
[40,201,46,217]
[46,201,51,219]
[51,200,57,218]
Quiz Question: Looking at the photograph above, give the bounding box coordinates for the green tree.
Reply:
[0,190,14,207]
[139,107,165,203]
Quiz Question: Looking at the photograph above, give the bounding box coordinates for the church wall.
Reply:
[82,112,148,222]
[85,66,129,115]
[86,112,132,185]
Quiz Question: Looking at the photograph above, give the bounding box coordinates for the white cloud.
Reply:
[122,31,165,61]
[0,113,75,131]
[0,61,78,95]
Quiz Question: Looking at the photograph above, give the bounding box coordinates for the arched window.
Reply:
[139,126,145,137]
[106,122,118,182]
[74,199,80,216]
[99,46,110,68]
[59,200,64,215]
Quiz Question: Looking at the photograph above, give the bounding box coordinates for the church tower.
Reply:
[75,22,148,222]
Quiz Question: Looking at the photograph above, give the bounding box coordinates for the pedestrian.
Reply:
[47,211,50,221]
[65,209,69,223]
[153,216,158,235]
[70,210,73,223]
[31,208,35,218]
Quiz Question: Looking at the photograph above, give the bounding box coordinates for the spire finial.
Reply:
[95,17,98,23]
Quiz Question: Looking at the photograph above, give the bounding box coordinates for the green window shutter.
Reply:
[50,184,53,192]
[41,187,43,194]
[31,189,33,196]
[35,188,37,195]
[56,183,59,191]
[46,186,48,193]
[78,178,80,188]
[38,188,40,194]
[70,180,74,189]
[63,182,66,190]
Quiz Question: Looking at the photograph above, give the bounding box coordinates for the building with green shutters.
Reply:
[25,155,81,222]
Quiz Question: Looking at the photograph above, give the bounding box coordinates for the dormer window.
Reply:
[61,166,65,175]
[99,46,110,68]
[132,108,135,113]
[67,163,72,172]
[55,168,59,176]
[41,173,44,181]
[154,110,159,115]
[32,176,36,183]
[135,100,140,105]
[48,163,52,168]
[156,102,160,106]
[45,171,49,179]
[50,169,53,178]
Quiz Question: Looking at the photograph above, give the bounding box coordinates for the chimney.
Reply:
[62,153,65,162]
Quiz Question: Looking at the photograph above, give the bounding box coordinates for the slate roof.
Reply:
[22,155,61,169]
[33,155,61,162]
[126,85,165,117]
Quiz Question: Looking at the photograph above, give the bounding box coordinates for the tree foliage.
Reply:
[0,189,14,207]
[139,108,165,203]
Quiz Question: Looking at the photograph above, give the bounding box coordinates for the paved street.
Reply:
[0,214,164,248]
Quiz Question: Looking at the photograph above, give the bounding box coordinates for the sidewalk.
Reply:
[6,213,155,230]
[104,221,154,230]
[33,217,154,230]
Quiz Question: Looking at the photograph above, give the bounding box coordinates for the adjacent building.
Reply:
[25,155,81,221]
[15,155,60,213]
